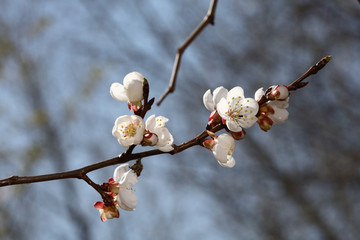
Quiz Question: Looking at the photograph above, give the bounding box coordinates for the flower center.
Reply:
[119,119,140,139]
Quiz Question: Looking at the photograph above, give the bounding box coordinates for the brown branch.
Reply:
[0,54,331,188]
[257,56,332,107]
[287,55,332,91]
[0,124,223,188]
[156,0,219,106]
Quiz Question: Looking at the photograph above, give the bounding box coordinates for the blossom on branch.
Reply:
[143,114,174,152]
[216,87,258,132]
[203,133,236,168]
[112,115,145,147]
[94,200,119,222]
[110,72,145,109]
[255,85,290,131]
[113,164,139,211]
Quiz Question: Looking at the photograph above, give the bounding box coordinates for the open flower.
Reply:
[144,115,174,152]
[94,200,119,222]
[110,72,145,106]
[112,115,145,147]
[113,164,138,211]
[216,87,258,132]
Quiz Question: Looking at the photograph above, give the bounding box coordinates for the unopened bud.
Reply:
[267,85,289,101]
[257,114,273,132]
[231,129,246,140]
[207,111,221,129]
[259,104,275,115]
[142,131,158,146]
[203,139,216,150]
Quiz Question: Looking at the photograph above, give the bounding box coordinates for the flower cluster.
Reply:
[96,71,293,221]
[94,164,138,221]
[202,84,290,167]
[95,72,175,221]
[255,85,290,131]
[110,72,174,151]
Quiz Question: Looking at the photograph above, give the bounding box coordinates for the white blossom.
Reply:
[217,86,258,132]
[110,72,144,105]
[112,115,145,147]
[145,115,174,152]
[113,164,138,211]
[212,133,236,168]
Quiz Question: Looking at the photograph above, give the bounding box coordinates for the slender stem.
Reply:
[257,56,332,107]
[288,55,332,91]
[0,125,223,188]
[156,0,218,106]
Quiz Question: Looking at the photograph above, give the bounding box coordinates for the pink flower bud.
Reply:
[267,85,289,101]
[257,114,273,132]
[142,131,159,146]
[207,111,221,128]
[203,139,216,150]
[94,201,119,222]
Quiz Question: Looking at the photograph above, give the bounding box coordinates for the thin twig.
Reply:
[156,0,219,106]
[287,55,332,91]
[257,56,332,107]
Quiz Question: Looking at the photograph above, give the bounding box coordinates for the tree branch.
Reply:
[0,124,223,188]
[156,0,219,106]
[257,56,332,107]
[287,55,332,91]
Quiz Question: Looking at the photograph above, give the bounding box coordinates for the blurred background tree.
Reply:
[0,0,359,239]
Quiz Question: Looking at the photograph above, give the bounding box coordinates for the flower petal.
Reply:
[226,120,243,132]
[216,98,229,119]
[113,164,129,182]
[254,87,265,101]
[271,98,289,109]
[155,128,174,152]
[123,72,144,103]
[145,114,156,132]
[240,98,259,113]
[218,156,235,168]
[155,116,169,128]
[117,191,137,211]
[94,201,105,210]
[212,86,228,106]
[227,86,244,102]
[203,89,215,112]
[123,72,144,86]
[269,107,289,124]
[125,80,143,103]
[118,170,138,211]
[110,83,128,101]
[120,170,138,188]
[213,134,236,168]
[156,128,173,146]
[212,144,229,164]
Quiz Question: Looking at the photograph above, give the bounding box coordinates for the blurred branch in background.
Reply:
[156,0,218,106]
